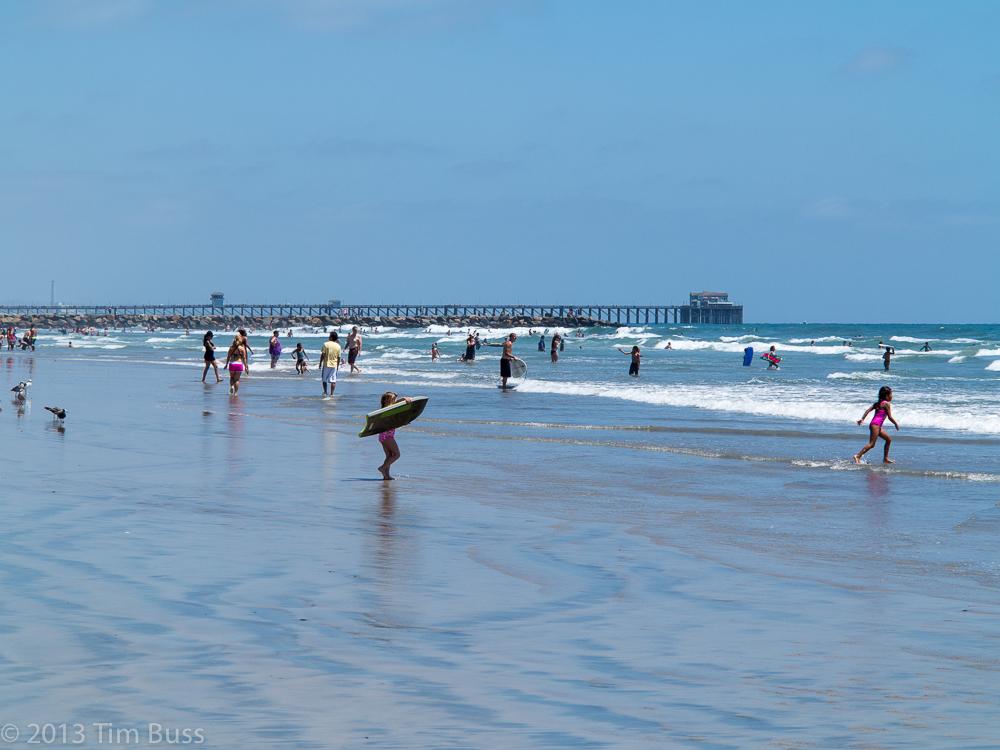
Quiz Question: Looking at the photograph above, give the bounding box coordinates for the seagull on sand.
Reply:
[45,406,67,420]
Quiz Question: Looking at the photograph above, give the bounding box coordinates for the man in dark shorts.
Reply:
[346,326,363,373]
[500,333,517,388]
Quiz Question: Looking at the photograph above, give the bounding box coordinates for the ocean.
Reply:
[1,321,998,747]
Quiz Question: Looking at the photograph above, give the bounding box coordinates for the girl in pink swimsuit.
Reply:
[854,386,900,464]
[377,392,412,480]
[224,335,248,396]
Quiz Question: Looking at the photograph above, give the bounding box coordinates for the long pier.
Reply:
[0,303,742,325]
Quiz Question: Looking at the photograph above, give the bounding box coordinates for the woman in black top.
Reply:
[202,331,222,383]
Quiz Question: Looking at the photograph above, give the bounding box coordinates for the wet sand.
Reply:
[1,355,998,748]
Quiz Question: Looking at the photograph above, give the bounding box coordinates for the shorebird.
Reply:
[11,380,30,398]
[45,406,67,420]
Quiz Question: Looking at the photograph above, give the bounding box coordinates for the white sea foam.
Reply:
[609,326,660,339]
[827,371,896,381]
[653,339,855,356]
[975,348,1000,357]
[788,336,849,344]
[987,361,1000,372]
[373,351,426,361]
[891,336,935,343]
[513,379,1000,435]
[949,356,967,364]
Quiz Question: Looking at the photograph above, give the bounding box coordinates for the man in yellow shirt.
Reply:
[319,331,342,398]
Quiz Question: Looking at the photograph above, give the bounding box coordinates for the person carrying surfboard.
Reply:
[376,392,412,480]
[486,333,518,388]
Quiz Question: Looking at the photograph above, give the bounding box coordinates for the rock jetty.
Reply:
[0,312,606,331]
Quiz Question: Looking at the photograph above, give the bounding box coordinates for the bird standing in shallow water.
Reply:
[45,406,67,420]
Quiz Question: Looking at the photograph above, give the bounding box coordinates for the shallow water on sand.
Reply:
[1,333,999,748]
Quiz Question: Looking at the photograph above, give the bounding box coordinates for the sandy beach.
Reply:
[1,330,998,748]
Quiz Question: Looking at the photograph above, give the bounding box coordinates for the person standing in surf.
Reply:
[376,391,412,480]
[486,333,518,388]
[854,386,899,464]
[551,332,561,363]
[292,342,308,373]
[431,342,440,360]
[618,345,641,377]
[319,332,341,398]
[346,326,363,373]
[538,334,546,352]
[202,331,222,383]
[268,330,282,368]
[237,329,253,373]
[224,334,248,396]
[461,332,476,362]
[882,345,894,371]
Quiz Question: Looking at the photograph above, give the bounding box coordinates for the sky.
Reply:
[1,0,998,322]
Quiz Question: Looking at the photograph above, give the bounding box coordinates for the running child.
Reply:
[377,392,412,480]
[854,386,900,464]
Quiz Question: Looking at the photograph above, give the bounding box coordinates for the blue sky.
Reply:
[1,0,997,321]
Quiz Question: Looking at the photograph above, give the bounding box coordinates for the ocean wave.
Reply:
[373,351,427,361]
[975,348,1000,357]
[654,339,856,355]
[827,371,895,381]
[513,379,1000,435]
[949,356,967,364]
[843,351,942,362]
[788,336,850,344]
[608,326,660,339]
[891,336,935,343]
[987,361,1000,372]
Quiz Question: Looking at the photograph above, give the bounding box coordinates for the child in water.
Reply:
[617,346,641,377]
[854,386,900,464]
[292,343,308,374]
[431,342,440,360]
[377,392,412,480]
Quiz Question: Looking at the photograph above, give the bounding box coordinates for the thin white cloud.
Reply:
[803,197,853,220]
[263,0,533,31]
[843,47,909,76]
[36,0,153,28]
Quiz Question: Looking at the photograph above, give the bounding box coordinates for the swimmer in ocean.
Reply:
[854,386,899,464]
